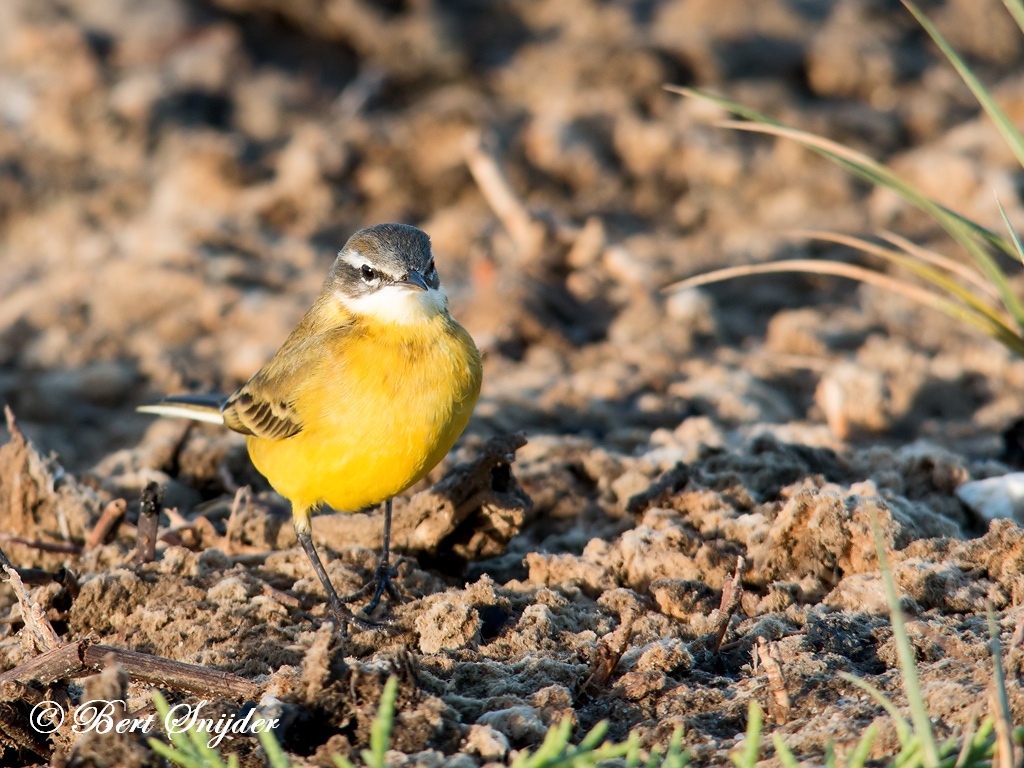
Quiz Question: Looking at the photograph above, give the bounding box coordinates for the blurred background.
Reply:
[2,0,1024,475]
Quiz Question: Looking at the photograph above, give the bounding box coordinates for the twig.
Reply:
[2,558,62,652]
[756,637,791,724]
[464,131,547,262]
[0,639,85,685]
[85,498,127,550]
[81,645,260,700]
[224,486,252,556]
[135,482,162,564]
[712,557,745,652]
[0,534,82,555]
[0,638,260,700]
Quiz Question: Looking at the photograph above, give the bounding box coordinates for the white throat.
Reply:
[338,284,448,325]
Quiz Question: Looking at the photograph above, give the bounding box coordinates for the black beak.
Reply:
[398,269,429,292]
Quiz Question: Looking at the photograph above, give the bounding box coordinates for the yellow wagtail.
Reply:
[139,223,483,628]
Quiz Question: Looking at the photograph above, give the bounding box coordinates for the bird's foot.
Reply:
[342,555,408,615]
[324,598,384,634]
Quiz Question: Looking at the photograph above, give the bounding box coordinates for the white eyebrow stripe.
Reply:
[340,249,371,270]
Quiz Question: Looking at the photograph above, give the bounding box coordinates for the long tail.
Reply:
[137,394,226,425]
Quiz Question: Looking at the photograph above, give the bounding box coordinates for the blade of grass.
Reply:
[849,724,878,768]
[839,672,913,746]
[732,702,762,768]
[795,229,1019,333]
[664,727,689,768]
[988,605,1015,768]
[954,709,981,768]
[665,259,1024,356]
[995,196,1024,265]
[877,230,1003,298]
[666,85,1017,261]
[868,506,940,768]
[716,119,1024,330]
[362,676,398,768]
[904,0,1024,169]
[258,727,291,768]
[1003,0,1024,36]
[771,735,801,768]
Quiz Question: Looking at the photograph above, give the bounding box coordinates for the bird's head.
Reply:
[328,223,448,324]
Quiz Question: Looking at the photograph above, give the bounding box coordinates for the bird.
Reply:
[138,223,483,629]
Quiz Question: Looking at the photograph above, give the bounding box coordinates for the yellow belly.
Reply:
[246,316,481,514]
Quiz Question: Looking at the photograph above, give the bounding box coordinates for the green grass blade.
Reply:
[798,231,1024,352]
[1003,0,1024,35]
[987,605,1015,767]
[869,506,940,768]
[147,738,202,768]
[839,672,913,746]
[363,676,398,768]
[668,85,1017,261]
[731,702,762,768]
[664,727,688,768]
[258,726,292,768]
[893,737,922,768]
[904,0,1024,169]
[849,724,878,768]
[512,718,569,768]
[996,196,1024,265]
[665,85,782,128]
[877,230,1002,298]
[771,735,801,768]
[666,259,1024,356]
[716,119,1024,330]
[578,720,610,751]
[802,231,1016,327]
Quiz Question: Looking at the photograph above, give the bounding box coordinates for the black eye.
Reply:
[360,264,378,282]
[428,259,436,274]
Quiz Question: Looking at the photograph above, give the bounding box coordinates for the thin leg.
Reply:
[294,512,375,632]
[341,498,403,613]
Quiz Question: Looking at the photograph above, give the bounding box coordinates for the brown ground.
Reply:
[4,0,1024,765]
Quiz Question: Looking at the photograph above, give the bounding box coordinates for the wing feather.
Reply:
[220,311,354,441]
[222,387,303,440]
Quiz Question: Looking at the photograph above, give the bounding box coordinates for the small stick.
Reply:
[464,131,547,262]
[0,639,86,686]
[82,645,260,700]
[85,499,127,550]
[0,639,260,700]
[0,534,82,555]
[712,557,745,652]
[756,637,792,724]
[1,560,62,652]
[223,486,252,556]
[8,568,59,586]
[134,482,162,565]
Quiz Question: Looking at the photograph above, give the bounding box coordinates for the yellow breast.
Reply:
[246,313,482,514]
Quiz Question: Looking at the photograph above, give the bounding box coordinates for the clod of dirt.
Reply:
[463,723,509,761]
[415,599,481,654]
